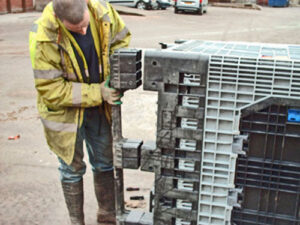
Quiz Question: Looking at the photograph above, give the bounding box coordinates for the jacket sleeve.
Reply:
[31,41,103,109]
[107,3,131,54]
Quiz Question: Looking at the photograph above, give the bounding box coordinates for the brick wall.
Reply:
[0,0,34,14]
[0,0,9,14]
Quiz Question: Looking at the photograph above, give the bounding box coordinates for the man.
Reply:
[29,0,130,224]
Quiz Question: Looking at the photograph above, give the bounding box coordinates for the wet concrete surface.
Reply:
[0,5,300,225]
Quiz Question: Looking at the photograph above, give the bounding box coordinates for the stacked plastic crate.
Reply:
[143,41,300,225]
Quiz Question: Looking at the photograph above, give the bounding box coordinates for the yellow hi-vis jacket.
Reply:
[29,0,131,165]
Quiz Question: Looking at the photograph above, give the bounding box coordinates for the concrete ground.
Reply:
[0,4,300,225]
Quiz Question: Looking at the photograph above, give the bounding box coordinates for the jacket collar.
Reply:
[36,0,109,43]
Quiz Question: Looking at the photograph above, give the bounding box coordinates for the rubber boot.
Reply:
[94,171,116,225]
[61,180,85,225]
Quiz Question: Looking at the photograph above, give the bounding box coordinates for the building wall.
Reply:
[0,0,34,14]
[0,0,9,14]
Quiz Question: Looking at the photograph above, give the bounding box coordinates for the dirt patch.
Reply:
[0,106,38,122]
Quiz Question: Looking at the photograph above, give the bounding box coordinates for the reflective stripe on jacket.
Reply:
[29,0,131,165]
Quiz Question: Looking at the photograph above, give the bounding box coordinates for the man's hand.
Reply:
[100,80,122,105]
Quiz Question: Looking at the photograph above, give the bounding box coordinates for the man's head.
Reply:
[53,0,90,35]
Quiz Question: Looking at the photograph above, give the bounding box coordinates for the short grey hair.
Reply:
[53,0,87,24]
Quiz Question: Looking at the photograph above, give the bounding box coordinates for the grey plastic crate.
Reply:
[198,55,300,225]
[144,40,300,225]
[110,43,300,225]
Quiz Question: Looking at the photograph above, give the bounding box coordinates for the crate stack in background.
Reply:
[142,40,300,225]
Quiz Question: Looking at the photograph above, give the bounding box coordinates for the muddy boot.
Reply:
[61,180,85,225]
[94,171,116,225]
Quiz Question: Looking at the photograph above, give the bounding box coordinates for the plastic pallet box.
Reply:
[144,40,300,225]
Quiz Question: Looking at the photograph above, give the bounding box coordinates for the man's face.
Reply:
[63,9,90,35]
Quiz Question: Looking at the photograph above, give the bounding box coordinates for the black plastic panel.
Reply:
[232,104,300,225]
